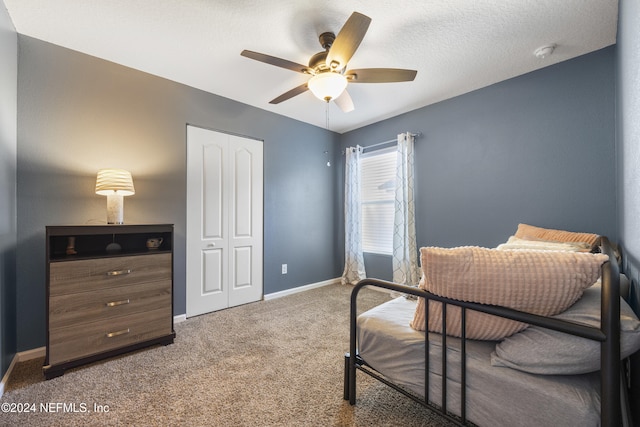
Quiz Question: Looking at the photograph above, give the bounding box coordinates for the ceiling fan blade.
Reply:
[345,68,417,83]
[326,12,371,72]
[241,50,310,74]
[334,90,354,113]
[269,83,309,104]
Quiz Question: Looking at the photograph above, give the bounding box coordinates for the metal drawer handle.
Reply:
[105,328,130,338]
[105,299,130,307]
[106,269,132,276]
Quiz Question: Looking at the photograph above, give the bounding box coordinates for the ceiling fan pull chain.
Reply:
[325,102,330,130]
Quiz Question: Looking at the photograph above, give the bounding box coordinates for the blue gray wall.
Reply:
[616,0,640,410]
[617,0,640,314]
[0,1,17,378]
[340,47,617,281]
[16,36,341,351]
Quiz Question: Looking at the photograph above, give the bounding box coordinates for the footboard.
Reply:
[344,237,621,427]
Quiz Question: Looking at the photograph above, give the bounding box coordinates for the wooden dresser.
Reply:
[44,224,175,379]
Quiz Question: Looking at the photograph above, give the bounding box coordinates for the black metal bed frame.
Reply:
[344,237,623,427]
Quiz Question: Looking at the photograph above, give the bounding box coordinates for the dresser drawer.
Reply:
[49,280,171,329]
[48,306,172,365]
[50,253,171,296]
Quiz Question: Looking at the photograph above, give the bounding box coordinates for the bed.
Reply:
[344,229,640,427]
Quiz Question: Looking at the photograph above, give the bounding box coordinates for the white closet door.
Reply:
[227,135,263,307]
[186,125,263,317]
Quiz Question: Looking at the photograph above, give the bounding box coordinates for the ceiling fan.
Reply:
[240,12,417,112]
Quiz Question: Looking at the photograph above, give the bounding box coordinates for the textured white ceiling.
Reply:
[4,0,619,133]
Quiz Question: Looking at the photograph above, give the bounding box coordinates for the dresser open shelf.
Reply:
[44,224,176,380]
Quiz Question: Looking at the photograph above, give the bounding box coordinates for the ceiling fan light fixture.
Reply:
[308,72,348,102]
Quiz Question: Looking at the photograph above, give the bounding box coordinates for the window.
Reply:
[360,147,396,254]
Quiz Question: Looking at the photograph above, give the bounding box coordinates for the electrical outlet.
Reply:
[281,264,287,274]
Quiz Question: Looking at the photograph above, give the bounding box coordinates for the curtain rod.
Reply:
[362,132,422,151]
[342,132,422,155]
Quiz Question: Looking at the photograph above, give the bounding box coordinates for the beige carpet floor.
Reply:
[2,283,457,426]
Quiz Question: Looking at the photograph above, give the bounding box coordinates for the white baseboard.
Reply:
[263,277,341,300]
[17,347,46,362]
[0,346,46,399]
[0,354,17,399]
[174,314,187,324]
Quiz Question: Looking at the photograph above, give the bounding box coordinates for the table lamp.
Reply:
[95,169,135,224]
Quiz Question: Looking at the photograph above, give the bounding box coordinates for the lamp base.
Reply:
[106,193,125,224]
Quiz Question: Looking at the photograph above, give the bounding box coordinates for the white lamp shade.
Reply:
[95,169,135,196]
[308,72,348,101]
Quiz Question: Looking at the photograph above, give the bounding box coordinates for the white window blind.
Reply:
[360,147,396,254]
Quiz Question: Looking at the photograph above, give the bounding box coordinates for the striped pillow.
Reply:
[514,223,600,250]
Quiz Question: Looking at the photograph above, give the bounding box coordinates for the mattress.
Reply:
[357,297,601,427]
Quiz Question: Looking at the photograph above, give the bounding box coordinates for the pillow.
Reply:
[410,246,608,340]
[514,223,600,250]
[496,236,592,252]
[411,297,529,340]
[491,281,640,374]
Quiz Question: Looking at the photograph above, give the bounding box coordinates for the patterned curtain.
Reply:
[392,133,421,285]
[341,146,366,285]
